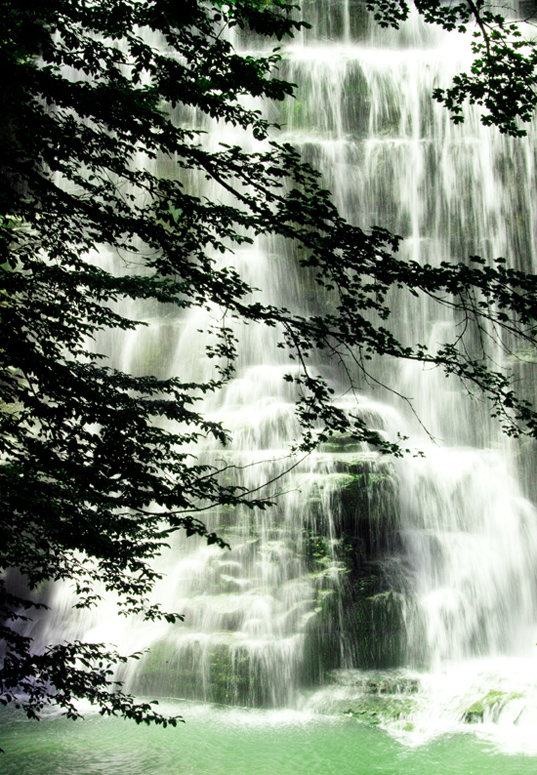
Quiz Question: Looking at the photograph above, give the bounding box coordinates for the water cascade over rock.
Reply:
[39,0,537,739]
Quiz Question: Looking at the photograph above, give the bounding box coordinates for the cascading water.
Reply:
[35,0,537,751]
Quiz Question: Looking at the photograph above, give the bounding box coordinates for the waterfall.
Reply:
[37,0,537,739]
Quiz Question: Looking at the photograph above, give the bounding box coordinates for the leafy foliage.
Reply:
[365,0,537,135]
[2,0,537,732]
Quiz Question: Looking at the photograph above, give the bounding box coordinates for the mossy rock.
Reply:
[462,690,524,724]
[338,588,408,669]
[343,695,418,725]
[348,0,373,39]
[305,465,398,543]
[299,0,348,41]
[320,442,369,455]
[342,64,370,137]
[307,468,398,557]
[134,637,270,707]
[327,669,419,695]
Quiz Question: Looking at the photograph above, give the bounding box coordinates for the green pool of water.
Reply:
[1,702,536,775]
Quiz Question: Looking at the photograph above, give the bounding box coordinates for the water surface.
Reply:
[1,702,535,775]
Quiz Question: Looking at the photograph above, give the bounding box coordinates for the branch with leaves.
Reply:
[366,0,537,135]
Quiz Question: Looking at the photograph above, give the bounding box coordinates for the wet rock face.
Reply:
[461,691,526,725]
[299,439,408,680]
[133,442,407,706]
[305,668,421,726]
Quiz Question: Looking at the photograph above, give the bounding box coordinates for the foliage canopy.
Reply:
[1,0,537,731]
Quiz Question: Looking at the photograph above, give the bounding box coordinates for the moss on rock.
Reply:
[462,690,525,724]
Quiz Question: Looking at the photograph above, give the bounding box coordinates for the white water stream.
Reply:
[35,0,537,754]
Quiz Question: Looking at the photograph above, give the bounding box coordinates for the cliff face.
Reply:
[131,441,406,707]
